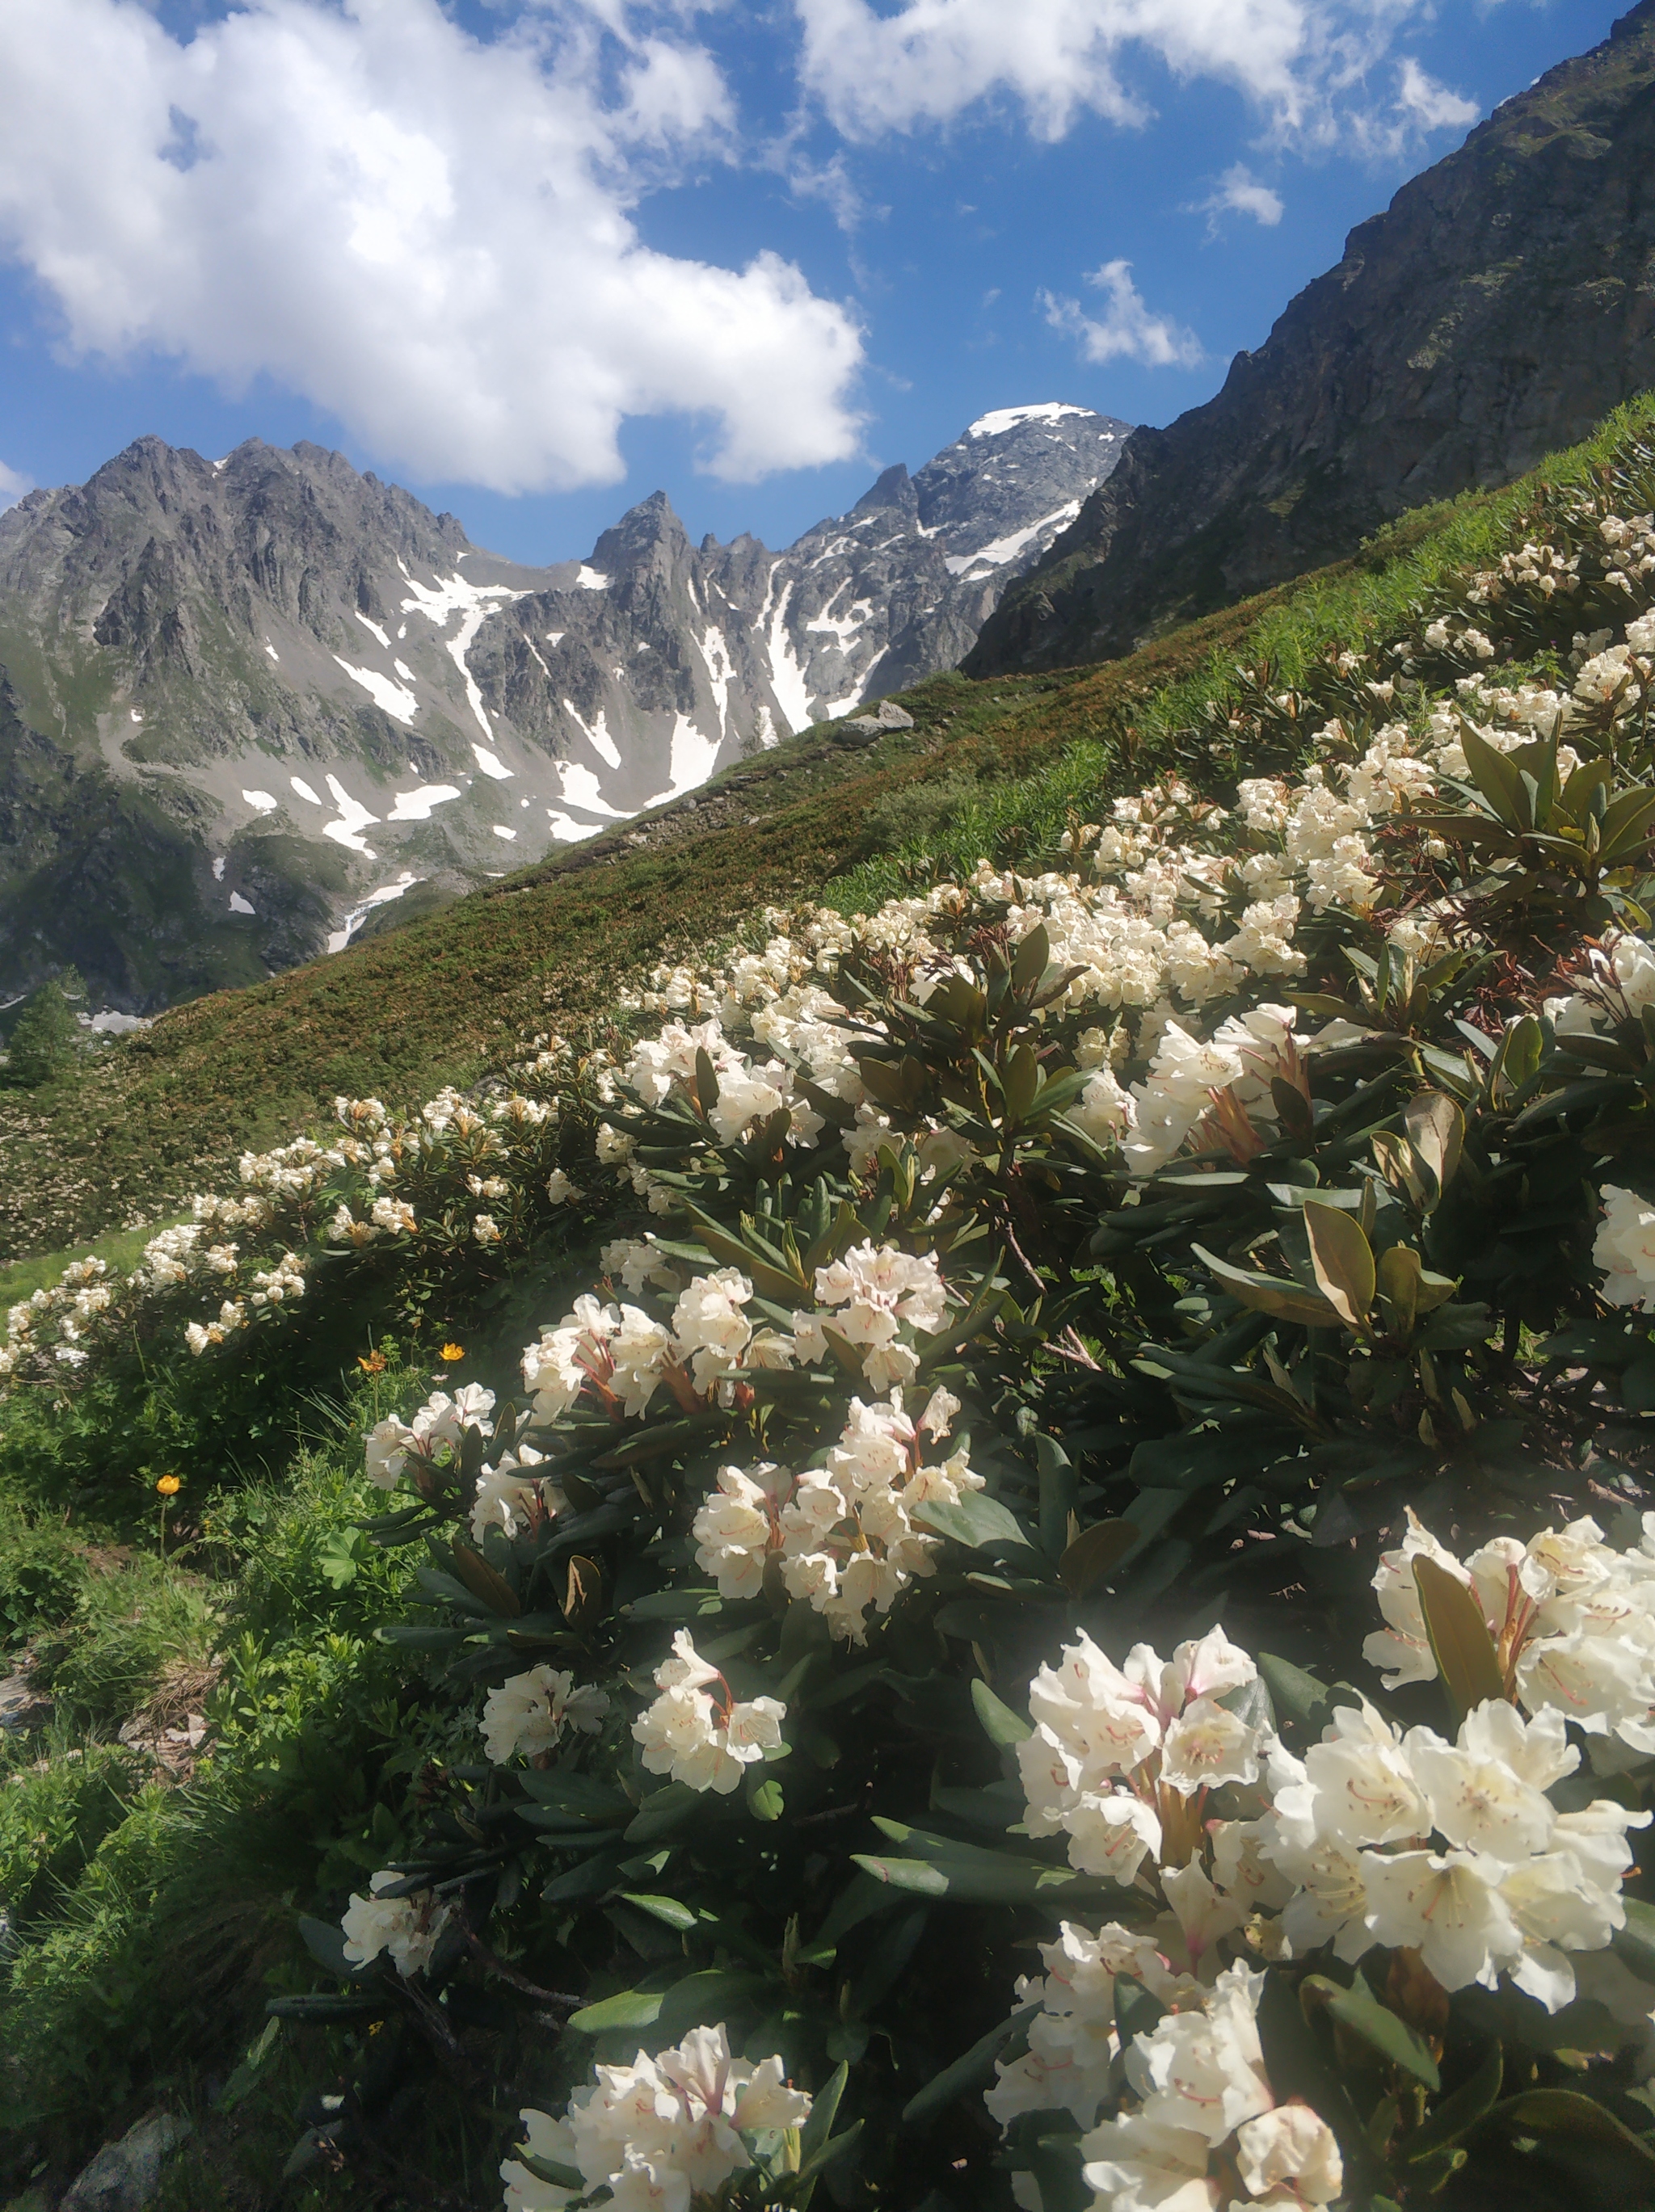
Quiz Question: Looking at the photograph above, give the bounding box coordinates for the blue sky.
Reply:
[0,0,1626,566]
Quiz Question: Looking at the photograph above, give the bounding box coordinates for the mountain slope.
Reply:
[0,407,1126,1011]
[10,375,1652,1266]
[968,0,1655,675]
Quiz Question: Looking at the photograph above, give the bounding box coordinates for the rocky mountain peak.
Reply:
[0,399,1129,1014]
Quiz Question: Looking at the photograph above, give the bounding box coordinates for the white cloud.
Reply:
[1041,261,1203,370]
[1350,55,1480,159]
[794,0,1481,158]
[797,0,1356,141]
[1395,55,1480,132]
[1196,162,1285,231]
[0,0,866,492]
[0,460,30,511]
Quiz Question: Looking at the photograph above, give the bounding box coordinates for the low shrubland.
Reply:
[5,402,1655,2210]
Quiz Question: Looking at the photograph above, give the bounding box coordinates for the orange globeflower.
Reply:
[440,1343,465,1363]
[155,1474,182,1497]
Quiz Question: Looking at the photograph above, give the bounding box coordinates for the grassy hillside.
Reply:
[4,389,1651,1266]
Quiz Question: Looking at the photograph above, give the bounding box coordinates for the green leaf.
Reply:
[913,1491,1033,1551]
[1190,1243,1340,1329]
[1058,1519,1139,1596]
[619,1893,697,1932]
[297,1916,354,1976]
[624,1782,705,1844]
[1459,722,1530,829]
[1403,2042,1502,2161]
[791,2062,849,2206]
[862,1822,1090,1906]
[266,1992,390,2023]
[747,1775,785,1822]
[1597,784,1655,867]
[971,1678,1032,1746]
[1012,924,1050,991]
[448,1541,520,1618]
[903,2007,1038,2126]
[1256,1653,1331,1734]
[1403,1090,1464,1202]
[512,2151,587,2193]
[1034,1431,1077,1563]
[785,2121,864,2201]
[1491,2088,1655,2170]
[850,1854,950,1896]
[1375,1244,1421,1336]
[1413,1556,1503,1718]
[567,1986,666,2034]
[651,1969,766,2043]
[693,1045,720,1113]
[1114,1972,1165,2051]
[1303,1974,1440,2089]
[1302,1199,1375,1330]
[1612,1894,1655,1983]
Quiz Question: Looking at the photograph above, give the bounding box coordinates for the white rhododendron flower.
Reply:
[482,1666,609,1764]
[471,1445,561,1540]
[1594,1183,1655,1310]
[670,1268,753,1394]
[502,2024,810,2212]
[769,1389,980,1642]
[693,1461,792,1599]
[1362,1508,1655,1755]
[630,1631,785,1794]
[340,1872,456,1977]
[806,1240,949,1390]
[365,1385,495,1489]
[1018,1625,1265,1883]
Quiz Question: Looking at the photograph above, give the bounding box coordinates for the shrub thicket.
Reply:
[7,423,1655,2211]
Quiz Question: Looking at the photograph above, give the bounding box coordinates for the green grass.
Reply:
[0,1360,435,2193]
[1,387,1649,1272]
[0,1221,183,1313]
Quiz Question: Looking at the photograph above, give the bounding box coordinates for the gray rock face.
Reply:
[0,1667,52,1733]
[0,407,1126,1011]
[968,0,1655,675]
[57,2111,192,2212]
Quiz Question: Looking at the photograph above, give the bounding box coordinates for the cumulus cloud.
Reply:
[0,0,866,492]
[1195,162,1285,232]
[794,0,1477,153]
[0,461,30,512]
[1042,262,1204,369]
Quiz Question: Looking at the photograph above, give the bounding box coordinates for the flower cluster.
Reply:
[1019,1625,1270,1886]
[1262,1693,1643,2008]
[630,1631,786,1795]
[1365,1508,1655,1755]
[990,1943,1341,2212]
[482,1664,609,1765]
[340,1872,457,1978]
[692,1386,976,1641]
[365,1384,496,1489]
[503,2024,811,2212]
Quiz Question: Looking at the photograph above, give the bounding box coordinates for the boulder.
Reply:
[57,2113,192,2212]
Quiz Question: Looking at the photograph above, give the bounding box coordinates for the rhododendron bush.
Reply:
[15,432,1655,2208]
